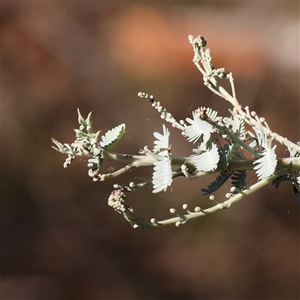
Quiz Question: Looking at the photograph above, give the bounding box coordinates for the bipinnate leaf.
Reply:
[223,114,245,138]
[152,156,172,193]
[231,170,247,191]
[253,146,277,180]
[253,127,268,149]
[284,138,299,161]
[100,124,126,151]
[201,171,233,195]
[204,107,218,121]
[153,124,170,151]
[183,110,215,144]
[272,174,289,189]
[152,125,172,193]
[193,142,219,172]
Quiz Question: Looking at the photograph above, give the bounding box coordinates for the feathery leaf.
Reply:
[223,114,245,138]
[201,171,233,195]
[100,124,126,151]
[152,125,172,193]
[153,124,170,151]
[253,146,277,180]
[183,110,215,144]
[193,142,219,172]
[152,155,172,193]
[231,170,247,191]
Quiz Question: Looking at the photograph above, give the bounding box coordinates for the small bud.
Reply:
[166,113,172,119]
[175,221,181,227]
[209,195,215,201]
[170,208,176,214]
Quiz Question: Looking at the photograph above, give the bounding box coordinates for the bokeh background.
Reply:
[2,1,299,299]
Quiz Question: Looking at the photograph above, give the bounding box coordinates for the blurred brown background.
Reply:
[2,1,299,299]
